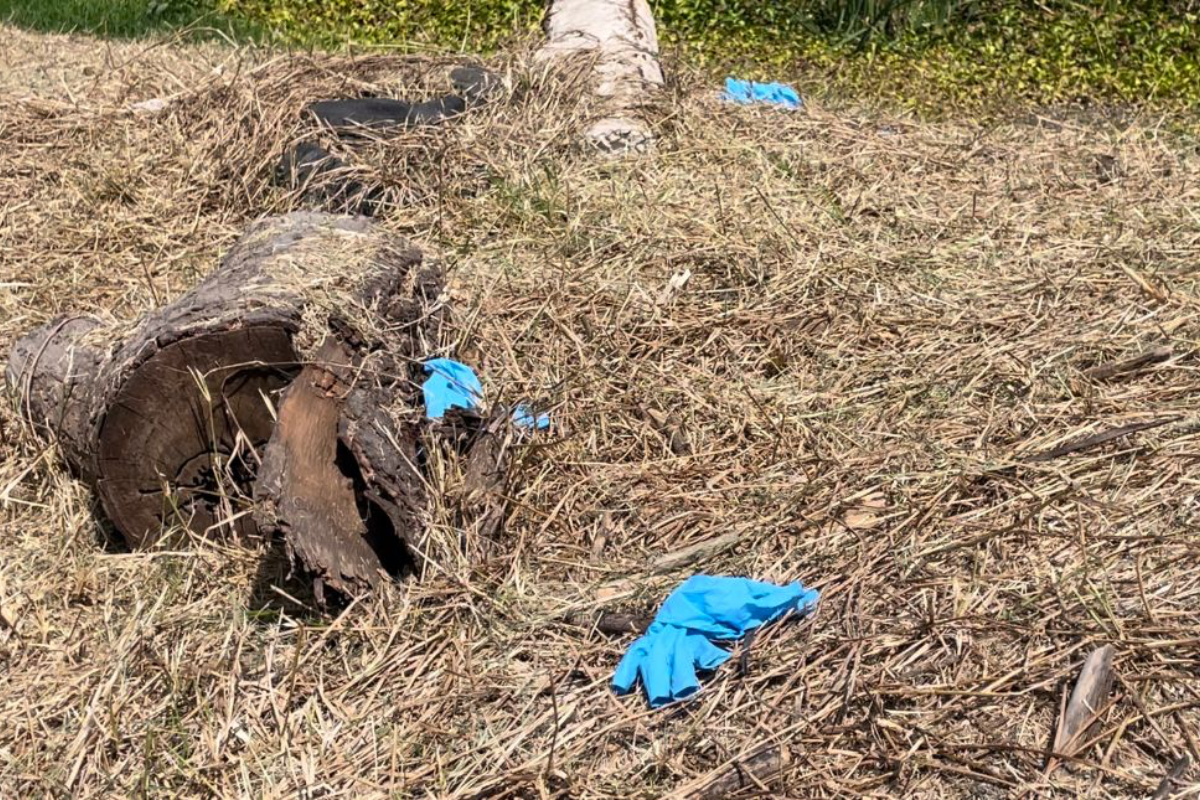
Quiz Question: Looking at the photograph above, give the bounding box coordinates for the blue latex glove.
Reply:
[512,403,551,430]
[422,358,483,419]
[723,77,803,110]
[612,575,819,707]
[613,623,731,707]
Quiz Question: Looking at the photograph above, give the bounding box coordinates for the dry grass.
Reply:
[3,25,1200,798]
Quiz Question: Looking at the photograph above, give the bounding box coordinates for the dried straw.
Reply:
[1,25,1199,798]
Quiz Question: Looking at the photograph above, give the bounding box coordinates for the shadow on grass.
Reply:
[0,0,261,41]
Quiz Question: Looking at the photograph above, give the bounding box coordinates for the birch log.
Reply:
[536,0,665,154]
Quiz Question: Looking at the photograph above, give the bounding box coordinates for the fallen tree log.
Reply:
[7,211,445,595]
[536,0,665,155]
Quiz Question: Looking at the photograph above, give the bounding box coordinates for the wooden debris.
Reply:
[1026,418,1176,463]
[567,610,651,635]
[643,406,692,455]
[1152,754,1192,800]
[694,746,788,799]
[1052,644,1115,759]
[842,491,889,530]
[591,511,617,557]
[589,489,877,606]
[254,338,389,598]
[536,0,665,154]
[7,212,445,594]
[593,527,750,605]
[456,408,517,561]
[1084,345,1172,381]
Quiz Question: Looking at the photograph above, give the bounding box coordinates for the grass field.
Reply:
[2,16,1200,800]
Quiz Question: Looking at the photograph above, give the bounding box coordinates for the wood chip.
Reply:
[1053,644,1115,758]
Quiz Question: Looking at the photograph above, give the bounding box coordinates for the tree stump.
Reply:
[6,211,445,596]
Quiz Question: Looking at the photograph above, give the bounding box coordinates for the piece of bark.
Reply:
[592,529,748,605]
[1084,345,1172,381]
[450,408,516,561]
[567,611,651,635]
[1152,754,1192,800]
[1053,645,1115,758]
[8,316,108,478]
[6,212,439,577]
[694,746,787,799]
[253,337,392,597]
[536,0,664,155]
[843,491,889,530]
[1025,418,1176,463]
[643,406,692,456]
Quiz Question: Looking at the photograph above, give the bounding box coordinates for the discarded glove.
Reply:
[512,403,551,430]
[422,358,483,419]
[722,77,803,110]
[612,574,819,707]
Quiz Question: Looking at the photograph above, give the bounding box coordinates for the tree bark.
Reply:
[536,0,665,155]
[6,212,443,594]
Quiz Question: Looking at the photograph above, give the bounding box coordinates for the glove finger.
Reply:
[644,626,682,707]
[795,585,820,613]
[671,637,702,702]
[612,637,649,693]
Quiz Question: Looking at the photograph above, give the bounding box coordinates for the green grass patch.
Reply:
[223,0,1200,113]
[5,0,1200,113]
[0,0,259,39]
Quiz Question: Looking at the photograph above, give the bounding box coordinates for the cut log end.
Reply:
[97,326,298,546]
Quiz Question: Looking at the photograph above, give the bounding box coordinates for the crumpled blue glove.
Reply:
[422,358,483,419]
[612,575,819,707]
[722,77,803,110]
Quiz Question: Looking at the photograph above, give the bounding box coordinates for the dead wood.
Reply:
[1025,418,1177,463]
[567,611,652,635]
[1084,345,1172,381]
[693,746,788,799]
[1152,754,1192,800]
[536,0,665,154]
[7,212,443,591]
[1052,645,1116,759]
